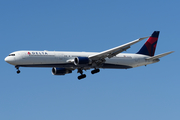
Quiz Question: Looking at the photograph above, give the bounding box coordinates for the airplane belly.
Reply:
[132,56,149,67]
[103,57,134,69]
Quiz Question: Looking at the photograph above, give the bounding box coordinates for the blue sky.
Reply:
[1,0,179,120]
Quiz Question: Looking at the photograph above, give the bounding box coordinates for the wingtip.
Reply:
[169,51,175,54]
[139,36,150,40]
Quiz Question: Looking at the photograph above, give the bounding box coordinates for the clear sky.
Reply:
[1,0,179,120]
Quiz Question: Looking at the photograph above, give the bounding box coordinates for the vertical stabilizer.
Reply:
[137,31,160,56]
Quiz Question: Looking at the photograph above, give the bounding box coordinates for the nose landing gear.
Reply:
[15,66,20,74]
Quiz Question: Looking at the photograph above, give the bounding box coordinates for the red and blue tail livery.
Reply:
[137,31,159,56]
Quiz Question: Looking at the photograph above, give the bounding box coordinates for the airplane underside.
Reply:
[16,63,132,69]
[15,63,132,80]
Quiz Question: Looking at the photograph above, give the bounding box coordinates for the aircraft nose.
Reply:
[5,56,10,62]
[4,56,14,64]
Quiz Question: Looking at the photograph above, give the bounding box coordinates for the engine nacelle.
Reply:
[52,67,72,75]
[74,57,91,65]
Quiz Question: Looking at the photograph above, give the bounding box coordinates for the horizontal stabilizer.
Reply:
[146,51,174,60]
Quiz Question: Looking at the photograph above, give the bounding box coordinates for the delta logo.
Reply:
[27,52,48,55]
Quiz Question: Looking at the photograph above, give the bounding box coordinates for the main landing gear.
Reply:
[77,68,100,80]
[91,69,100,74]
[15,66,20,74]
[77,69,86,80]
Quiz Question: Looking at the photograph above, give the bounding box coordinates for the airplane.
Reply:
[4,31,174,80]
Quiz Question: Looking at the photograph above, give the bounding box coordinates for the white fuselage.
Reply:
[4,31,173,79]
[5,50,159,69]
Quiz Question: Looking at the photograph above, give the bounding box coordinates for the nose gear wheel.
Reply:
[15,66,21,74]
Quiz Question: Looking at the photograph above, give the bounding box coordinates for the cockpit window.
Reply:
[9,54,15,56]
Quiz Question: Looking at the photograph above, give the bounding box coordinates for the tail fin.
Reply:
[137,31,160,56]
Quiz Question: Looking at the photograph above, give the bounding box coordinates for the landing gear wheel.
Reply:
[17,70,20,74]
[15,66,20,74]
[77,68,87,80]
[78,74,86,80]
[91,69,100,74]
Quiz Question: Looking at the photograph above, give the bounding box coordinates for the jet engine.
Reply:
[52,67,72,75]
[74,57,91,65]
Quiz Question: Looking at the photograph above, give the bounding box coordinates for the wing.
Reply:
[89,36,149,60]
